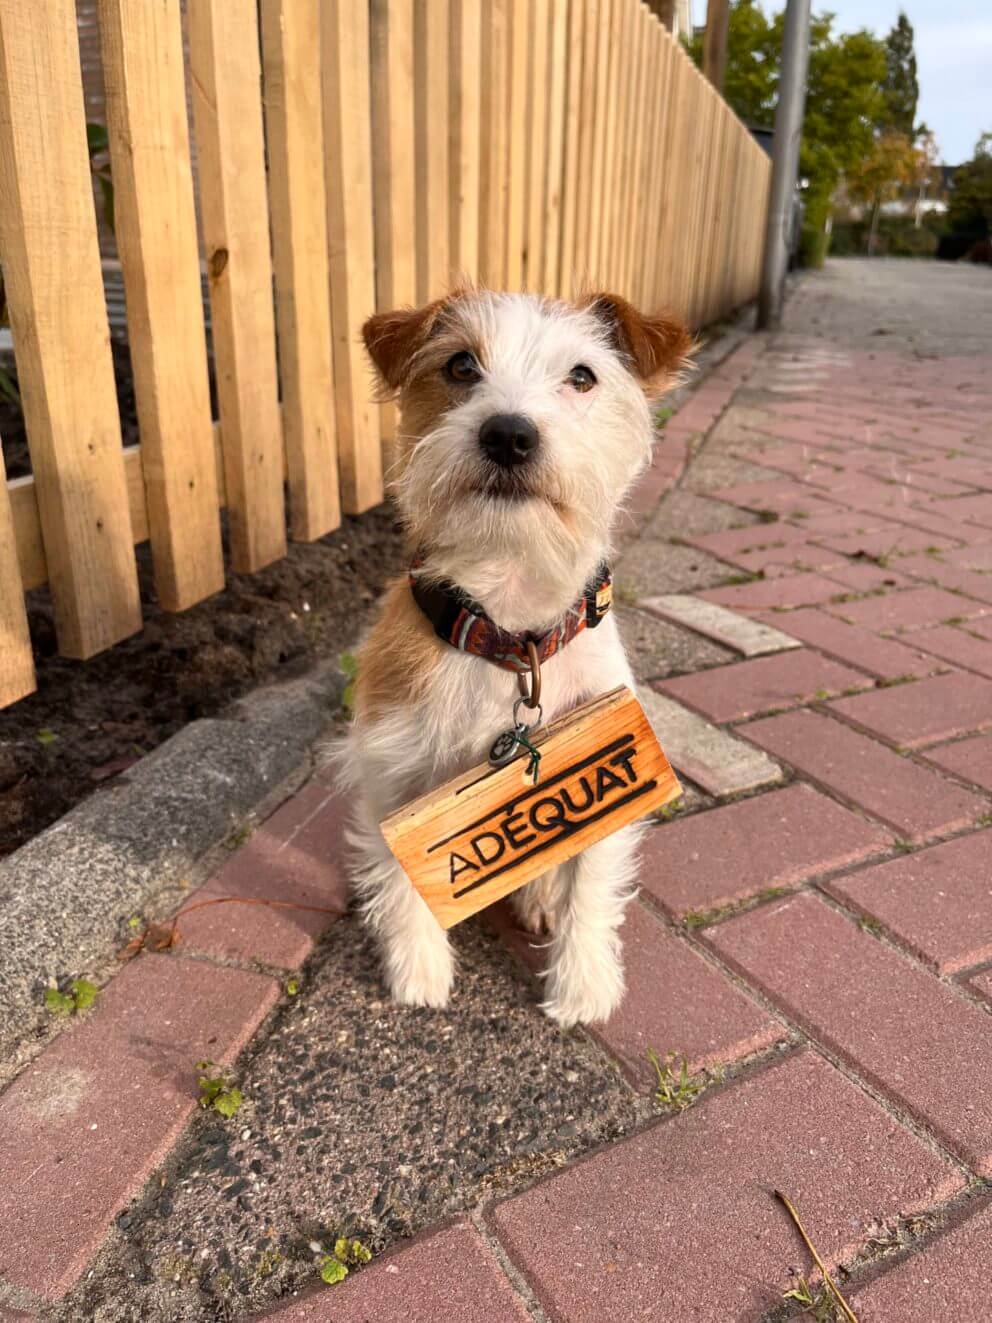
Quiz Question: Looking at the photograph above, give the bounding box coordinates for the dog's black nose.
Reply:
[478,413,539,467]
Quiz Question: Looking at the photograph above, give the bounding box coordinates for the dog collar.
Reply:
[409,559,613,675]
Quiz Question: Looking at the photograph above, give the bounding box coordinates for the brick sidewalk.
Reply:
[3,270,992,1321]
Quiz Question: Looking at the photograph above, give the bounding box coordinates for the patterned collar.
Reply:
[408,560,613,674]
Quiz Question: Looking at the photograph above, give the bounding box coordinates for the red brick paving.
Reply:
[494,899,783,1084]
[699,572,845,612]
[638,783,890,917]
[754,606,940,679]
[897,552,992,605]
[708,892,992,1174]
[255,1221,531,1322]
[177,778,349,967]
[850,1201,992,1323]
[829,671,992,748]
[907,623,992,678]
[826,585,990,633]
[0,955,278,1300]
[921,734,992,792]
[656,649,870,722]
[489,1051,962,1323]
[742,708,989,841]
[823,832,992,974]
[969,970,992,1005]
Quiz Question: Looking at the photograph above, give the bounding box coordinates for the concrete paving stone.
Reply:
[743,708,989,841]
[850,1200,992,1323]
[830,671,992,748]
[253,1221,529,1323]
[753,607,940,680]
[638,593,802,656]
[494,898,782,1084]
[699,572,847,613]
[638,783,890,917]
[489,1050,962,1323]
[639,687,784,797]
[939,494,992,529]
[895,553,992,605]
[177,778,349,968]
[0,955,279,1300]
[826,585,990,633]
[657,650,871,722]
[709,892,992,1174]
[921,734,992,792]
[908,624,992,678]
[824,831,992,973]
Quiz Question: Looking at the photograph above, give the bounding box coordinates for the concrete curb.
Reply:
[0,660,345,1061]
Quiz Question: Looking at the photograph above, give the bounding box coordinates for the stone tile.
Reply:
[638,783,890,917]
[639,688,784,797]
[177,779,350,968]
[940,494,992,529]
[489,1051,961,1323]
[639,594,802,656]
[921,735,992,792]
[731,540,844,576]
[830,672,992,748]
[494,899,782,1083]
[0,956,279,1300]
[699,573,846,613]
[909,625,992,678]
[683,523,814,563]
[824,832,992,973]
[709,893,992,1174]
[827,586,990,633]
[965,617,992,642]
[896,553,992,605]
[255,1221,529,1323]
[851,1202,992,1323]
[813,527,961,558]
[753,607,940,680]
[822,562,913,592]
[969,970,992,1005]
[657,650,871,722]
[709,480,840,520]
[743,708,988,841]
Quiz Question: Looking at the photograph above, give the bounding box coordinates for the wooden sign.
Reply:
[381,686,681,929]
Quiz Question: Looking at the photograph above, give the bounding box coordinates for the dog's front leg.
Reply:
[349,799,455,1009]
[541,823,641,1027]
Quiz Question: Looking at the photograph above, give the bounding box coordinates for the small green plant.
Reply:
[223,822,253,851]
[646,1049,712,1112]
[858,914,884,936]
[285,977,300,996]
[317,1237,372,1284]
[44,978,98,1015]
[195,1061,242,1118]
[784,1276,815,1307]
[37,728,58,745]
[783,1276,843,1320]
[340,652,359,714]
[893,839,915,855]
[655,405,674,428]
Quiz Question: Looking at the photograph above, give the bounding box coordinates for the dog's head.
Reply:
[363,289,691,586]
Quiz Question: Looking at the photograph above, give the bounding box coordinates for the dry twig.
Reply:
[775,1190,859,1323]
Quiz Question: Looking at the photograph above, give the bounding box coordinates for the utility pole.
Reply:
[757,0,812,330]
[702,0,730,92]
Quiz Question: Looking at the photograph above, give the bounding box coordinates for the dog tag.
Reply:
[381,685,681,929]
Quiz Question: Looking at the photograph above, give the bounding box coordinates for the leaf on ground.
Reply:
[319,1255,349,1285]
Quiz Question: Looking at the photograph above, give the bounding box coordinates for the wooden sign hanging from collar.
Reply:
[380,686,681,929]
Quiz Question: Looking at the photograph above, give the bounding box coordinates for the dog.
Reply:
[336,287,690,1026]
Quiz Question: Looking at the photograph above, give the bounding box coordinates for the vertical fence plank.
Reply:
[573,0,601,286]
[321,0,382,513]
[260,0,340,542]
[522,0,550,292]
[479,0,510,286]
[0,0,141,658]
[188,0,286,573]
[541,0,570,296]
[558,0,585,297]
[449,0,481,282]
[504,0,530,289]
[415,0,451,300]
[98,0,224,607]
[0,449,35,705]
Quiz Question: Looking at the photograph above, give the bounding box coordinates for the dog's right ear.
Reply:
[362,298,447,393]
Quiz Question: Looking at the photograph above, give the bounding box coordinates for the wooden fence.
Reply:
[0,0,770,710]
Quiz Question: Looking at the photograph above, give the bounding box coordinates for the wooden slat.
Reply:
[541,0,570,296]
[98,0,224,609]
[321,0,383,513]
[449,0,482,282]
[0,0,140,658]
[415,0,451,300]
[596,0,622,286]
[188,0,286,573]
[0,448,35,706]
[504,0,530,290]
[522,0,551,292]
[479,0,510,286]
[558,0,585,297]
[260,0,340,543]
[610,0,636,292]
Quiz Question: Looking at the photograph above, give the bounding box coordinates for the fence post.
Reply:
[0,447,34,705]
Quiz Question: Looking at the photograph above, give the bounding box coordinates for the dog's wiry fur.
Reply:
[336,288,690,1026]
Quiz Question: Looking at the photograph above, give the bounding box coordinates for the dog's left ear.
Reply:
[585,292,693,395]
[362,297,448,393]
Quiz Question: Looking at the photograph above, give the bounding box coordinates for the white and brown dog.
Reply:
[336,288,690,1027]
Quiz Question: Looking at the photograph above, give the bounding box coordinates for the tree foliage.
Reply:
[947,133,992,237]
[882,12,919,138]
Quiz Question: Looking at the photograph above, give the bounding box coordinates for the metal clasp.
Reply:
[516,639,542,709]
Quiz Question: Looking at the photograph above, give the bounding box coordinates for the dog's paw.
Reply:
[541,956,624,1028]
[511,891,557,937]
[386,943,455,1009]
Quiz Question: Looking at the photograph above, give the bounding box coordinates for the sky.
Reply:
[689,1,991,164]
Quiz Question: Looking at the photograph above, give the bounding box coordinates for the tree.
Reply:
[947,133,992,238]
[882,12,918,138]
[845,129,920,253]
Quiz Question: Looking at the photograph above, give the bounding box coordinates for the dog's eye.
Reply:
[567,364,597,393]
[445,351,482,385]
